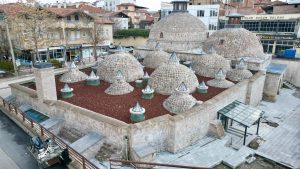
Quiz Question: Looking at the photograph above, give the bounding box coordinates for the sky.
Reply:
[1,0,172,11]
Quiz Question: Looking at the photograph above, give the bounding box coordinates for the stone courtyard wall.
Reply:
[263,73,283,102]
[11,71,266,158]
[272,59,300,88]
[10,83,129,151]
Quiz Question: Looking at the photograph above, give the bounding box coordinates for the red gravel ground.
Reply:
[23,68,232,124]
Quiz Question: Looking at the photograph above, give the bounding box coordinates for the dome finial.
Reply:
[177,82,189,93]
[169,52,179,64]
[208,46,217,54]
[116,70,124,80]
[236,58,247,70]
[155,42,161,50]
[215,68,226,80]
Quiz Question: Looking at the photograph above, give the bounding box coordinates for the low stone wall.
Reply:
[113,37,148,47]
[272,59,300,88]
[10,83,129,153]
[11,71,266,160]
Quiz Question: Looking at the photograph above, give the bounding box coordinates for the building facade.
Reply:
[0,4,113,63]
[116,3,148,28]
[219,14,300,54]
[100,0,137,11]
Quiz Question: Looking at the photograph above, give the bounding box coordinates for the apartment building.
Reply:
[116,3,149,28]
[100,0,137,11]
[0,3,113,62]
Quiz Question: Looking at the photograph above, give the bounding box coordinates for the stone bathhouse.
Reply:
[7,0,287,167]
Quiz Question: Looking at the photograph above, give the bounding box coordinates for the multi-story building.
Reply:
[160,2,220,33]
[108,11,129,31]
[0,3,113,62]
[219,4,300,55]
[116,3,148,28]
[100,0,137,11]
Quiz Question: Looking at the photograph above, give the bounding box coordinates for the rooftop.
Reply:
[24,68,231,124]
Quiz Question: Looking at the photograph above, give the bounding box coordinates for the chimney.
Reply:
[33,63,57,101]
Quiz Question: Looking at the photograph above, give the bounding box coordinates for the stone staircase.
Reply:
[283,80,297,90]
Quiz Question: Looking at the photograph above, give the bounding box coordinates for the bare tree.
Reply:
[91,18,107,61]
[8,2,56,63]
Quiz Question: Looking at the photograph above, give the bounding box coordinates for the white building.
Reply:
[109,12,129,30]
[99,0,137,11]
[160,2,220,33]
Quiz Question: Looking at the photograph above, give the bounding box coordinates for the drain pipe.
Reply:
[124,135,129,160]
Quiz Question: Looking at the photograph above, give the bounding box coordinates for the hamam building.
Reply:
[6,0,286,167]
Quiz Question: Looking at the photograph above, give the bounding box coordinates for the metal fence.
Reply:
[0,97,99,169]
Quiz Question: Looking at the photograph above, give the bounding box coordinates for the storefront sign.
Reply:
[258,34,296,40]
[242,14,300,21]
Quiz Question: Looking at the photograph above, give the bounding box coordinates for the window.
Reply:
[125,6,128,9]
[243,21,259,31]
[295,4,298,8]
[67,16,71,21]
[74,14,79,21]
[219,39,225,45]
[277,21,295,33]
[260,21,277,32]
[160,32,163,38]
[197,10,204,17]
[207,32,210,38]
[210,10,218,17]
[82,31,86,37]
[209,24,217,30]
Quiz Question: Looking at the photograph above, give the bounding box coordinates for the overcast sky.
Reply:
[1,0,172,11]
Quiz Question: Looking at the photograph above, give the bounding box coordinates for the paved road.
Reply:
[0,110,38,169]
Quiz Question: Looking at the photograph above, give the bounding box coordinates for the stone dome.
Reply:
[105,70,134,95]
[143,43,170,69]
[227,58,253,82]
[192,50,231,78]
[59,62,88,83]
[146,12,207,52]
[97,50,144,83]
[203,28,265,59]
[148,53,199,95]
[163,82,200,114]
[207,69,234,88]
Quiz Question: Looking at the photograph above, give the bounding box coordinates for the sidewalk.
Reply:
[0,148,21,169]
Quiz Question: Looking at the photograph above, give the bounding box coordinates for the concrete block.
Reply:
[207,120,225,139]
[70,132,104,153]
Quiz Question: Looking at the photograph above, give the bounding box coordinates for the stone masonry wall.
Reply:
[246,71,266,106]
[272,59,300,88]
[263,73,282,102]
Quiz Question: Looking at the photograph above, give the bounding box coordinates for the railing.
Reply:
[109,159,209,169]
[0,97,99,169]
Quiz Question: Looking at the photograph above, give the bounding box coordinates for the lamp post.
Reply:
[0,13,18,74]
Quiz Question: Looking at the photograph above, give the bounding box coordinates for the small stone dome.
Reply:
[143,43,170,69]
[97,48,143,83]
[163,82,200,114]
[192,49,231,78]
[227,58,253,82]
[105,70,134,95]
[59,62,88,83]
[203,28,265,59]
[147,12,207,52]
[148,53,199,95]
[207,69,234,88]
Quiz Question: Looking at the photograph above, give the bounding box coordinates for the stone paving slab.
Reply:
[256,106,300,168]
[70,132,104,153]
[0,148,21,169]
[40,118,64,129]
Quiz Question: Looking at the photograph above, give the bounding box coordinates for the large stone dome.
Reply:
[97,51,144,83]
[143,43,169,69]
[148,53,199,95]
[203,28,265,59]
[146,12,207,52]
[192,51,231,78]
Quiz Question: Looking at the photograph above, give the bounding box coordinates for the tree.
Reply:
[8,2,56,63]
[90,18,107,61]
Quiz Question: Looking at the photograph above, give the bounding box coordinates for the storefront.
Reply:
[258,34,296,54]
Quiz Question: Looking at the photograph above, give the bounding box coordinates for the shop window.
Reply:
[219,39,225,45]
[160,32,163,38]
